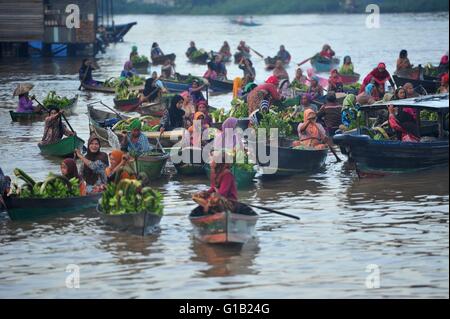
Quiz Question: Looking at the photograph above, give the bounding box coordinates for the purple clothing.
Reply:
[17,96,34,113]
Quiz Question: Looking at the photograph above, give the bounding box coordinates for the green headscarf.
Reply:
[132,46,138,53]
[342,94,356,110]
[129,119,142,130]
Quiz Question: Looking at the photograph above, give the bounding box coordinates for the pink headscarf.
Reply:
[213,117,243,151]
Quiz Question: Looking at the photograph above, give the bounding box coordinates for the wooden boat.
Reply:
[133,61,150,74]
[230,19,262,27]
[209,78,234,93]
[172,147,206,176]
[264,56,289,70]
[88,106,128,146]
[188,51,209,64]
[97,205,162,235]
[5,193,101,221]
[113,97,141,112]
[311,57,340,73]
[333,94,449,174]
[164,74,232,94]
[151,53,176,66]
[9,95,78,122]
[341,73,360,85]
[393,75,441,94]
[204,164,256,189]
[209,51,232,63]
[250,138,328,176]
[38,135,85,157]
[135,151,170,179]
[233,51,251,64]
[106,22,137,43]
[80,81,144,94]
[160,78,191,93]
[138,101,166,117]
[189,204,259,245]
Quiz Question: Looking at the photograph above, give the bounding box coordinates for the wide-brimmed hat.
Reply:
[13,83,34,97]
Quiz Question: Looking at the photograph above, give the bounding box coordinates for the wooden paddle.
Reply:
[241,202,300,220]
[34,98,76,134]
[298,56,315,67]
[98,101,126,119]
[248,46,264,59]
[326,139,342,162]
[78,64,90,91]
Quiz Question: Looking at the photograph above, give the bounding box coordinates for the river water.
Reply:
[0,14,448,298]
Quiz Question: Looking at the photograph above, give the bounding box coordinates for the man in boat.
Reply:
[186,41,198,59]
[276,45,291,64]
[13,83,39,113]
[79,59,98,86]
[387,105,420,142]
[140,71,167,104]
[360,62,395,97]
[317,92,343,136]
[120,119,154,157]
[39,107,75,146]
[151,42,164,59]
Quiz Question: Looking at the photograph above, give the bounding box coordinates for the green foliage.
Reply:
[131,55,149,64]
[420,110,439,121]
[256,111,292,138]
[43,91,72,109]
[100,179,164,216]
[113,116,160,132]
[210,108,229,123]
[229,98,249,118]
[343,83,362,92]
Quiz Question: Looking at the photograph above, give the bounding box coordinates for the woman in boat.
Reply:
[403,82,419,98]
[250,99,272,126]
[75,136,109,193]
[319,44,335,60]
[189,79,207,107]
[120,61,137,79]
[79,59,97,86]
[203,62,218,81]
[180,91,195,125]
[308,76,324,100]
[120,119,154,156]
[360,62,395,95]
[339,56,354,75]
[188,112,210,147]
[160,95,185,133]
[214,117,245,153]
[276,45,291,64]
[273,60,289,81]
[129,46,139,61]
[14,83,37,113]
[396,49,413,73]
[105,150,135,183]
[293,109,328,150]
[60,158,87,196]
[212,55,228,80]
[193,158,238,214]
[196,100,212,127]
[151,42,164,59]
[439,51,449,71]
[279,79,294,99]
[140,71,167,104]
[161,59,176,79]
[356,82,378,105]
[291,68,308,90]
[388,105,420,142]
[394,87,407,100]
[186,41,197,58]
[219,41,232,60]
[317,92,343,136]
[328,69,344,93]
[300,93,317,112]
[438,73,449,94]
[247,76,282,114]
[237,41,251,58]
[39,107,75,146]
[341,94,358,130]
[238,56,256,81]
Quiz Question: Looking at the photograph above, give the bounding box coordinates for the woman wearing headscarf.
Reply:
[279,79,294,99]
[291,68,308,90]
[129,46,139,61]
[60,158,87,196]
[187,112,210,147]
[189,79,207,107]
[238,56,256,81]
[356,82,378,105]
[438,73,449,93]
[14,83,37,113]
[75,136,109,193]
[0,167,11,200]
[339,56,354,75]
[328,69,344,93]
[151,42,164,59]
[120,119,153,156]
[160,95,185,133]
[79,59,97,85]
[319,44,335,60]
[273,60,289,81]
[247,75,282,114]
[341,94,359,129]
[140,71,167,104]
[293,109,328,150]
[120,61,137,79]
[39,107,75,146]
[360,62,395,95]
[308,76,324,100]
[105,150,135,183]
[388,105,420,142]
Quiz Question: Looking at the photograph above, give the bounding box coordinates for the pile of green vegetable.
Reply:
[281,107,304,123]
[12,168,80,199]
[115,84,140,100]
[343,83,362,92]
[210,108,229,124]
[229,98,249,118]
[233,150,255,172]
[131,55,149,65]
[189,50,207,60]
[100,179,163,216]
[43,91,73,109]
[256,112,293,138]
[105,76,145,89]
[113,116,160,132]
[420,110,438,121]
[290,81,309,92]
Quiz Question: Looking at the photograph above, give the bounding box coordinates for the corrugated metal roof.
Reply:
[360,94,449,112]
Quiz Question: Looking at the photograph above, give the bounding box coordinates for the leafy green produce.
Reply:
[43,91,72,109]
[13,169,80,199]
[290,81,309,92]
[113,116,159,132]
[420,110,438,121]
[256,111,293,138]
[100,179,164,216]
[131,55,149,64]
[229,98,249,118]
[343,83,361,92]
[189,49,207,60]
[233,150,255,172]
[210,108,229,123]
[115,83,140,100]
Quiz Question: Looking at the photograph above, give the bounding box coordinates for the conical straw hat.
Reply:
[13,83,34,97]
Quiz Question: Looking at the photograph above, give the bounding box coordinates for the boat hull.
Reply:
[10,96,78,122]
[311,58,340,73]
[393,75,441,94]
[136,153,170,179]
[38,136,85,157]
[113,98,140,112]
[6,193,101,221]
[152,53,176,66]
[189,205,258,245]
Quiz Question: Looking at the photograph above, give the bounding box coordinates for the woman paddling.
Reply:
[360,62,395,97]
[13,83,38,113]
[79,59,98,86]
[39,107,75,146]
[247,76,282,114]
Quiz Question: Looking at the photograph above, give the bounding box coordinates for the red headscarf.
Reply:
[265,75,279,86]
[329,69,342,86]
[441,73,449,85]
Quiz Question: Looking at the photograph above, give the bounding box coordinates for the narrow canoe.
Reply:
[204,164,256,189]
[209,78,234,93]
[5,193,101,221]
[393,75,441,94]
[264,57,289,70]
[311,57,340,73]
[38,136,85,157]
[97,205,162,236]
[138,101,166,117]
[106,22,137,43]
[160,78,191,93]
[113,97,141,112]
[135,152,170,179]
[88,106,128,146]
[188,52,209,64]
[152,53,176,66]
[166,74,232,94]
[230,19,262,27]
[81,81,144,94]
[190,204,259,245]
[133,61,150,74]
[172,147,206,176]
[9,95,78,122]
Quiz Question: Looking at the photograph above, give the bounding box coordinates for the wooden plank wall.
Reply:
[0,0,44,42]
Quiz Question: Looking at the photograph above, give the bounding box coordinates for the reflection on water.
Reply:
[0,13,448,298]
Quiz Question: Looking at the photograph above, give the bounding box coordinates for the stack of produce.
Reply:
[131,55,149,65]
[113,116,160,132]
[43,91,73,109]
[229,98,249,118]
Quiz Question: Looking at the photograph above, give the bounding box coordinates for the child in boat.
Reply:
[293,109,328,150]
[388,106,420,142]
[14,83,38,113]
[192,157,238,214]
[196,100,212,126]
[39,107,75,146]
[339,56,354,75]
[60,158,87,196]
[328,69,344,93]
